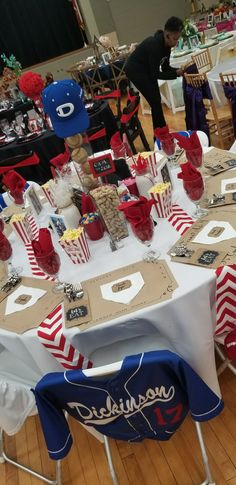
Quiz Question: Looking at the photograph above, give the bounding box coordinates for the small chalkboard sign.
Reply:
[88,153,115,178]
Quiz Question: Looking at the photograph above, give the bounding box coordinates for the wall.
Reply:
[23,47,94,80]
[90,0,190,44]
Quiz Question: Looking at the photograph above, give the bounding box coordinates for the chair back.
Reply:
[185,71,234,147]
[191,48,213,73]
[216,41,236,64]
[220,71,236,135]
[87,123,108,152]
[0,151,40,176]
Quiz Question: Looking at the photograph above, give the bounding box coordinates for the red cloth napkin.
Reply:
[177,162,202,181]
[154,125,172,141]
[50,149,70,170]
[118,196,154,226]
[2,170,26,194]
[81,193,96,215]
[32,228,54,257]
[174,131,201,150]
[131,154,148,174]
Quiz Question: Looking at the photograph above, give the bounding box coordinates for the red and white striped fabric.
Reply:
[38,304,93,370]
[215,264,236,336]
[168,204,194,235]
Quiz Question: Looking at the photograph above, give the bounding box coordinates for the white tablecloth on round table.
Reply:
[0,149,222,396]
[170,31,236,69]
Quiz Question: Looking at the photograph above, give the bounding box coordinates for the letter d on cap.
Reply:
[56,103,74,118]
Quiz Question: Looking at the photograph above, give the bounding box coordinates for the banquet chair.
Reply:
[214,264,236,377]
[34,335,219,485]
[119,92,150,154]
[191,48,213,74]
[219,72,236,135]
[215,40,236,64]
[0,347,61,484]
[87,123,109,152]
[184,72,234,148]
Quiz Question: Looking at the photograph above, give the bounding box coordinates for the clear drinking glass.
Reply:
[130,216,160,262]
[183,175,208,219]
[35,250,64,292]
[185,146,203,168]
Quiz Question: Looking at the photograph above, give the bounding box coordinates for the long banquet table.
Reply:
[0,148,223,398]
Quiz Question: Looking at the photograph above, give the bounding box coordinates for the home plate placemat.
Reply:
[0,277,63,333]
[77,260,178,331]
[203,148,236,176]
[168,209,236,269]
[204,168,236,208]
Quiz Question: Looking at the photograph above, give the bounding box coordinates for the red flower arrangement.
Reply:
[18,71,45,100]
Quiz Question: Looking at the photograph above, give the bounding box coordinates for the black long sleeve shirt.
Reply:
[125,30,178,82]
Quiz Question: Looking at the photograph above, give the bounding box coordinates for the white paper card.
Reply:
[100,272,144,305]
[192,220,236,245]
[221,177,236,194]
[5,285,46,316]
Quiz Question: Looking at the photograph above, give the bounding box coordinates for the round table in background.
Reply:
[0,131,65,187]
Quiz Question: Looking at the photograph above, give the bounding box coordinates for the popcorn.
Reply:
[59,227,90,264]
[149,182,172,218]
[60,227,83,241]
[10,213,35,244]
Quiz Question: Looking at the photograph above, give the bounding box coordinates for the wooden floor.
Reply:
[1,106,235,485]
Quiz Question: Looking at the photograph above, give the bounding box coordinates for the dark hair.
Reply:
[164,17,183,33]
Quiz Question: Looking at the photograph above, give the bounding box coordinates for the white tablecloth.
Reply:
[0,151,222,396]
[170,31,236,69]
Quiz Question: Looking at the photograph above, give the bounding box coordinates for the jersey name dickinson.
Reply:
[34,350,224,460]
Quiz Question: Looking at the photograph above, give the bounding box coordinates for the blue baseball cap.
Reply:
[42,80,89,138]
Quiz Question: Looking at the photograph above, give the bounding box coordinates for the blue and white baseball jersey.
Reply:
[34,350,224,460]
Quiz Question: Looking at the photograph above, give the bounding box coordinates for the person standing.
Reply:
[125,17,184,138]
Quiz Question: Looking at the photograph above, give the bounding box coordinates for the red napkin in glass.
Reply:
[118,196,154,226]
[154,125,173,141]
[177,162,202,181]
[131,154,148,174]
[50,149,70,170]
[174,131,201,150]
[81,193,96,215]
[2,170,26,194]
[32,228,54,257]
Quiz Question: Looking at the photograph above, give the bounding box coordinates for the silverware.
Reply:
[170,245,193,258]
[64,283,84,302]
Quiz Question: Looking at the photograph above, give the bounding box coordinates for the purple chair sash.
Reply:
[223,84,236,137]
[183,67,212,142]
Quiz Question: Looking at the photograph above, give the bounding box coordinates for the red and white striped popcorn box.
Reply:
[10,213,36,244]
[41,183,56,207]
[149,182,172,218]
[59,228,90,264]
[144,152,159,178]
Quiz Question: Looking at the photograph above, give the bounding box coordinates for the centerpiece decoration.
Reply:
[0,53,22,99]
[180,18,201,49]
